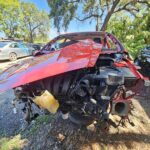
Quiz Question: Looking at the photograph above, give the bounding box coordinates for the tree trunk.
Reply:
[101,0,120,31]
[30,32,33,43]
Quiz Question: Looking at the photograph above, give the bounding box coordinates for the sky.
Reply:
[0,0,95,39]
[24,0,97,39]
[0,0,96,39]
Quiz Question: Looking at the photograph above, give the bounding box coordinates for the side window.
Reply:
[18,43,28,49]
[52,38,66,50]
[42,43,51,51]
[106,37,117,49]
[93,38,102,44]
[10,43,19,48]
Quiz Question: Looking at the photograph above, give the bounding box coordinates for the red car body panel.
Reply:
[0,32,146,93]
[0,40,102,92]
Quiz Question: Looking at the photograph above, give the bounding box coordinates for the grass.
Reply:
[0,114,53,149]
[28,115,50,135]
[0,135,27,150]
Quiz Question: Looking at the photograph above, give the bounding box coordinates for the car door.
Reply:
[9,42,23,58]
[18,43,30,57]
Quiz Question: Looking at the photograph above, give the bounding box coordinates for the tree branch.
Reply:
[31,23,42,32]
[101,0,120,31]
[65,0,80,4]
[114,1,134,13]
[114,0,149,13]
[137,0,150,7]
[75,14,99,21]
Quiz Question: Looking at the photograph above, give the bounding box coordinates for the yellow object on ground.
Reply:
[33,90,59,114]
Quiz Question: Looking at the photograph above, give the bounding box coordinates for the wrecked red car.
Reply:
[0,32,149,126]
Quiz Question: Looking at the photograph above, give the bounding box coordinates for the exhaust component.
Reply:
[111,101,129,116]
[33,90,59,114]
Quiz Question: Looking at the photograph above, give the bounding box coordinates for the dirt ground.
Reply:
[0,58,150,150]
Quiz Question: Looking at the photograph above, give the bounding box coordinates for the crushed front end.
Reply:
[0,32,149,128]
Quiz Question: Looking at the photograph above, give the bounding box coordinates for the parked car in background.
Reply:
[134,45,150,78]
[26,43,44,55]
[0,41,35,61]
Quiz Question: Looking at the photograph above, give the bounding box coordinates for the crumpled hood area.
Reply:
[0,40,101,92]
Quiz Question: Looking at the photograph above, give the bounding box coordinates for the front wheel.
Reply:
[69,112,94,126]
[9,52,17,61]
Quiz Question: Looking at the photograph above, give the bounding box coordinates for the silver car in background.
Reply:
[0,41,35,61]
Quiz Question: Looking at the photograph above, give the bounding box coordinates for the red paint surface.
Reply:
[0,40,101,92]
[0,32,145,92]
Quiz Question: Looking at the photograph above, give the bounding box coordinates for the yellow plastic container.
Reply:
[33,90,59,114]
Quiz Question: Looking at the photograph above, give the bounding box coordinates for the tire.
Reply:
[69,112,94,126]
[9,52,17,61]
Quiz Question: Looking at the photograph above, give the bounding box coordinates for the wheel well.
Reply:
[9,52,17,56]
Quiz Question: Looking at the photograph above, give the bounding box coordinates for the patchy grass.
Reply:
[0,135,27,150]
[29,115,50,135]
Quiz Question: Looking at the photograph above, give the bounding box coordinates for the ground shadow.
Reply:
[136,74,150,119]
[13,113,149,150]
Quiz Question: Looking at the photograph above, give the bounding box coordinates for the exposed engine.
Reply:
[0,32,147,128]
[13,54,144,126]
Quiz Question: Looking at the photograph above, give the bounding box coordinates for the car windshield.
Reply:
[0,42,9,48]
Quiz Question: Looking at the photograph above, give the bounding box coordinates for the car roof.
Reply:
[51,31,105,42]
[0,40,17,43]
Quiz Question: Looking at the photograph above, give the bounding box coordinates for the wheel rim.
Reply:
[10,53,17,61]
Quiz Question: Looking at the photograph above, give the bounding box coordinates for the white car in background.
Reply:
[0,41,35,61]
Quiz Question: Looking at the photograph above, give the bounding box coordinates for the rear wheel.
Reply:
[9,52,17,61]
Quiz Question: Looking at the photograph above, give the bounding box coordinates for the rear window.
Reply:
[0,42,9,48]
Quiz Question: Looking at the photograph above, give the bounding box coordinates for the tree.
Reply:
[0,0,20,38]
[0,1,50,43]
[107,9,150,58]
[20,2,50,43]
[47,0,150,32]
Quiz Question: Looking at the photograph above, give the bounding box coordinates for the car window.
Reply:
[33,45,41,50]
[0,42,9,48]
[52,38,66,50]
[18,43,28,49]
[42,38,66,52]
[105,37,117,49]
[9,43,19,48]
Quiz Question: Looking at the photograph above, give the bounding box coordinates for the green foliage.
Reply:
[0,0,50,43]
[20,2,50,43]
[48,0,78,32]
[0,0,20,38]
[0,135,26,150]
[47,0,150,31]
[28,115,50,135]
[107,10,150,58]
